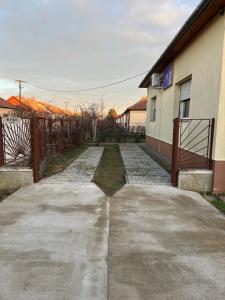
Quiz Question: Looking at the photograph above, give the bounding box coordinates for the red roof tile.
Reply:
[0,97,17,109]
[124,96,147,113]
[7,96,73,116]
[7,96,31,111]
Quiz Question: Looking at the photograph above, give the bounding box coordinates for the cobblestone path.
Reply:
[42,147,104,183]
[120,144,170,185]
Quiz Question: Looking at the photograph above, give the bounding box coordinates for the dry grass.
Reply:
[44,144,88,177]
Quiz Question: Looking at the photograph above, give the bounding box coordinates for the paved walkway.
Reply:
[43,147,103,183]
[120,144,170,185]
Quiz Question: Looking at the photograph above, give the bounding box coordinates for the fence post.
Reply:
[48,118,53,154]
[171,118,180,187]
[208,118,215,169]
[60,119,64,152]
[31,117,40,183]
[0,118,4,167]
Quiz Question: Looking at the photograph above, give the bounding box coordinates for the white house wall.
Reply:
[146,13,225,160]
[129,111,146,127]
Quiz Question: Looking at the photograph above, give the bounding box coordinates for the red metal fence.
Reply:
[171,118,215,186]
[0,116,91,183]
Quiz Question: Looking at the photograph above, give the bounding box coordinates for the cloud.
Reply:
[0,0,200,112]
[128,0,193,27]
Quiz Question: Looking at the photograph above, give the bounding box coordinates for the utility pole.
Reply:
[73,105,77,116]
[99,95,105,120]
[64,101,69,116]
[15,80,26,102]
[15,80,26,115]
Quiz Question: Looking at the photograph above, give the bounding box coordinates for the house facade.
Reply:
[116,97,147,132]
[140,0,225,193]
[7,96,73,117]
[0,98,17,117]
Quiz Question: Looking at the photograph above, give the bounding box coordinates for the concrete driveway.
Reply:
[109,184,225,300]
[1,145,225,299]
[0,182,109,300]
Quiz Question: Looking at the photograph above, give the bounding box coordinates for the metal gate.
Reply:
[0,116,47,183]
[0,116,91,183]
[171,118,215,186]
[0,117,32,167]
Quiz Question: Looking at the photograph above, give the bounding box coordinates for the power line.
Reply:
[25,70,148,93]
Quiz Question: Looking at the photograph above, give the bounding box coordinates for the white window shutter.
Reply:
[180,80,191,101]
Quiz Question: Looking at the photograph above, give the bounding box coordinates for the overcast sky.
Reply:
[0,0,200,113]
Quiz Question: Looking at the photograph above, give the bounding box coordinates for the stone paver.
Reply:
[109,184,225,300]
[120,144,170,185]
[42,147,103,183]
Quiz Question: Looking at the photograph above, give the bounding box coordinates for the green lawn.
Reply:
[44,144,88,177]
[201,192,225,215]
[212,198,225,214]
[93,144,126,196]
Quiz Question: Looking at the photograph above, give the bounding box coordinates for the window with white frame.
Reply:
[179,79,191,118]
[150,97,156,122]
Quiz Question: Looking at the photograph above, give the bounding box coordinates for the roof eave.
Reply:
[139,0,225,88]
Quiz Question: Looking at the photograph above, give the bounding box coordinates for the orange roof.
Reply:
[22,98,48,113]
[0,97,17,109]
[7,96,31,111]
[7,96,74,116]
[38,101,65,115]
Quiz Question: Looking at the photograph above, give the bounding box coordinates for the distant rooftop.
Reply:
[0,97,16,109]
[124,96,147,113]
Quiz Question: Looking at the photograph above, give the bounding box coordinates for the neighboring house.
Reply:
[139,0,225,193]
[0,97,17,116]
[7,96,73,117]
[117,97,147,132]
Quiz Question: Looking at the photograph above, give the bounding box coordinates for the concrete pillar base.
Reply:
[178,169,213,192]
[0,166,33,191]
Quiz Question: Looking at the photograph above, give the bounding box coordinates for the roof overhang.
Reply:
[139,0,225,88]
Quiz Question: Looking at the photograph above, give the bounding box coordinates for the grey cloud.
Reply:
[0,0,200,112]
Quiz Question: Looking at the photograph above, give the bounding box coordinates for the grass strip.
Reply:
[44,144,88,177]
[93,144,126,196]
[201,192,225,215]
[211,199,225,213]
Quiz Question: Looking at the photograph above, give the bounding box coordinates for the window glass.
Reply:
[179,80,191,118]
[150,97,156,122]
